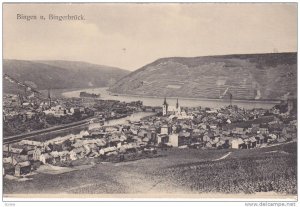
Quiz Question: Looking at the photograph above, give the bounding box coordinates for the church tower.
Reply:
[176,98,181,114]
[48,89,52,107]
[162,97,168,116]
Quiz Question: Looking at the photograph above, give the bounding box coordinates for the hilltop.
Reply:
[109,53,297,100]
[3,59,129,94]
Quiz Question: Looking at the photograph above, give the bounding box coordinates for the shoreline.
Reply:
[62,87,281,105]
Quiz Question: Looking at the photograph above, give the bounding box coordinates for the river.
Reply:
[103,112,154,126]
[62,87,279,109]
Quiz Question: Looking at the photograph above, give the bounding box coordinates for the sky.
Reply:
[3,3,297,71]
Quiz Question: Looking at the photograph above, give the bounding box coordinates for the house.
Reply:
[82,139,106,147]
[118,143,137,153]
[88,122,102,130]
[206,141,213,148]
[130,128,138,135]
[168,133,179,147]
[218,137,230,149]
[15,161,31,177]
[138,130,148,138]
[69,150,77,160]
[4,147,24,158]
[50,151,62,164]
[177,111,193,120]
[259,128,269,135]
[203,134,211,142]
[157,134,169,145]
[231,138,245,149]
[210,125,218,130]
[39,153,52,164]
[58,151,70,162]
[232,127,245,135]
[251,126,260,134]
[105,126,119,133]
[31,160,41,171]
[206,139,217,148]
[216,140,226,149]
[3,157,15,164]
[44,105,66,117]
[268,134,277,142]
[222,131,231,136]
[255,134,266,144]
[3,163,15,176]
[245,137,257,149]
[147,131,157,142]
[199,123,207,130]
[71,147,86,159]
[27,150,35,161]
[68,107,80,115]
[100,146,117,155]
[19,140,43,147]
[160,125,171,135]
[277,136,287,143]
[178,132,191,146]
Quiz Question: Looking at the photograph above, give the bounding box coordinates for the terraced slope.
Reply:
[109,53,297,100]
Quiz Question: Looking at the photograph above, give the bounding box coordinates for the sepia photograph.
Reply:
[1,2,298,204]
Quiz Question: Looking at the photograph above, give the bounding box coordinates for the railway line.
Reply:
[3,118,91,145]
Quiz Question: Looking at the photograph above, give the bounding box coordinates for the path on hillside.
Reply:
[213,152,232,161]
[261,141,296,148]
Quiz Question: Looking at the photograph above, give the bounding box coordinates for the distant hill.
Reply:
[3,59,129,94]
[109,53,297,100]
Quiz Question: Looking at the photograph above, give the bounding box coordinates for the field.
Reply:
[3,142,297,197]
[156,144,296,194]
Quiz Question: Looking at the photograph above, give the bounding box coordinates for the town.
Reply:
[3,89,145,137]
[2,90,297,178]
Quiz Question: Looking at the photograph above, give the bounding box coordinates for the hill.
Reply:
[4,142,297,195]
[109,53,297,100]
[3,60,129,94]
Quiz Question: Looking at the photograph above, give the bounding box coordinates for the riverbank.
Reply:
[63,87,280,104]
[62,87,279,109]
[106,90,281,104]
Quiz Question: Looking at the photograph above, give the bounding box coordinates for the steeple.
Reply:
[163,97,168,105]
[176,98,179,108]
[48,89,51,107]
[162,97,168,116]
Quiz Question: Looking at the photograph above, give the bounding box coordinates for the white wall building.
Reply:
[168,133,179,147]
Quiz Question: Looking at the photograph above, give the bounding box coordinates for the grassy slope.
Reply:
[3,59,129,94]
[3,142,296,195]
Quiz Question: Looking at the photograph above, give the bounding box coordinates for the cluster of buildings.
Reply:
[3,93,144,136]
[3,96,297,178]
[158,98,297,149]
